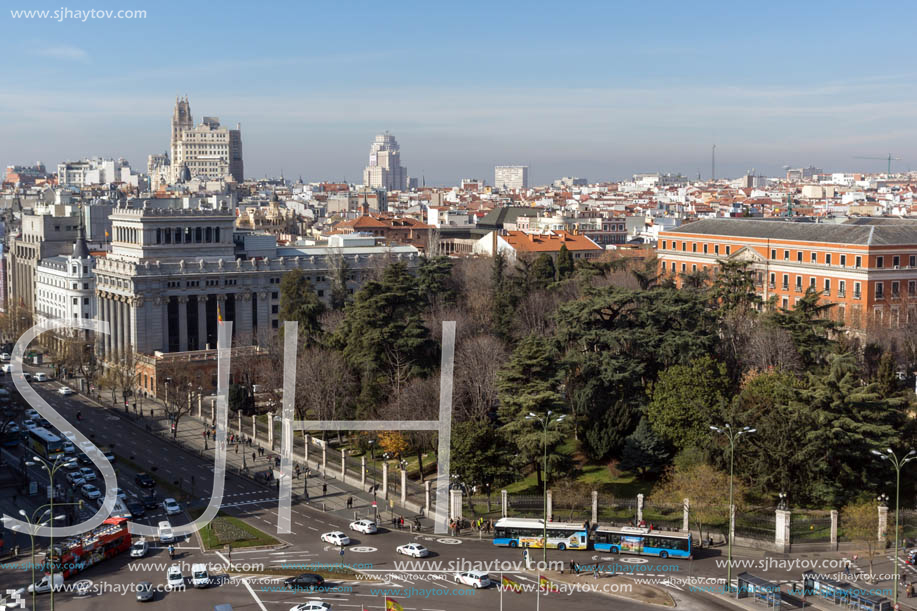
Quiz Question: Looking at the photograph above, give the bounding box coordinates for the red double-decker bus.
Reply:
[49,517,132,579]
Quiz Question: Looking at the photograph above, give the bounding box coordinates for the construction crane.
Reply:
[853,153,901,175]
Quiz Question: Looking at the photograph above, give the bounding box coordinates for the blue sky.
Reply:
[2,0,917,185]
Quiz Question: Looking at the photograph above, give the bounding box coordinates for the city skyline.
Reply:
[3,1,917,184]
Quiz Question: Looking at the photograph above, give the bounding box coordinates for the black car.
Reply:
[135,472,155,488]
[77,454,92,465]
[284,573,324,591]
[139,492,159,509]
[126,501,145,517]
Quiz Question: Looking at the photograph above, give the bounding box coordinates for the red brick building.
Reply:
[658,218,917,328]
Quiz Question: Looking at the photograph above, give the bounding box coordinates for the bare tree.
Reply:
[111,349,140,411]
[295,344,354,441]
[742,321,804,373]
[454,334,507,422]
[378,375,439,481]
[159,360,197,439]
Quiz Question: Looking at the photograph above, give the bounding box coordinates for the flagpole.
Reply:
[537,574,541,611]
[500,571,503,611]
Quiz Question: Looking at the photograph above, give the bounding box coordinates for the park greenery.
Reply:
[255,251,917,511]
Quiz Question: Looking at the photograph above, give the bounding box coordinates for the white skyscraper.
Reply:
[495,165,529,191]
[363,132,407,191]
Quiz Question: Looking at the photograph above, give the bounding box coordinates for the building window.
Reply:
[892,281,900,297]
[910,281,917,297]
[206,227,212,242]
[894,255,901,268]
[855,256,862,268]
[876,282,884,299]
[703,244,708,254]
[692,264,697,272]
[771,249,776,259]
[796,276,803,291]
[826,253,832,265]
[797,251,802,262]
[809,277,816,289]
[195,227,203,243]
[783,250,789,260]
[661,241,667,250]
[877,256,884,268]
[782,274,789,290]
[271,305,278,314]
[272,319,278,329]
[725,246,731,255]
[271,291,278,300]
[811,252,817,263]
[671,262,676,272]
[840,255,846,266]
[911,255,916,268]
[318,290,324,297]
[681,263,686,272]
[692,243,697,253]
[714,245,719,255]
[681,242,686,252]
[839,280,846,297]
[782,297,789,309]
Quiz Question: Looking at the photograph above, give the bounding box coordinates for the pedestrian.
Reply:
[569,560,576,574]
[322,483,327,496]
[399,516,404,529]
[235,444,238,454]
[844,561,850,577]
[593,565,599,580]
[908,582,914,598]
[252,452,256,462]
[347,496,353,509]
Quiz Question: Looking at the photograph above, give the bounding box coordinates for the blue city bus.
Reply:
[592,525,692,559]
[493,517,589,550]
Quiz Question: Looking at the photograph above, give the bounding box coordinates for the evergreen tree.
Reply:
[451,420,514,511]
[496,334,569,487]
[619,417,670,475]
[530,254,556,288]
[329,254,351,311]
[278,268,325,342]
[490,254,519,340]
[875,351,898,398]
[766,287,839,368]
[417,256,456,309]
[556,244,575,279]
[711,259,761,313]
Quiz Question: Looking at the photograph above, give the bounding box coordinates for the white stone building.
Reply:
[363,132,407,191]
[35,225,96,341]
[494,165,528,191]
[169,97,243,184]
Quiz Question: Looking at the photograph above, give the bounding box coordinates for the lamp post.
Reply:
[871,448,915,606]
[710,424,756,593]
[7,508,67,611]
[28,454,69,611]
[526,410,566,564]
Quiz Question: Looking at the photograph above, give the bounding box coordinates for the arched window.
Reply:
[156,228,162,244]
[185,227,193,243]
[174,228,182,243]
[215,227,221,243]
[205,227,212,243]
[164,228,171,244]
[195,227,202,243]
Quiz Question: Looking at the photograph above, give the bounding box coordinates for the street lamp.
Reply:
[710,424,756,593]
[871,448,916,605]
[526,410,566,564]
[29,454,69,611]
[8,508,66,611]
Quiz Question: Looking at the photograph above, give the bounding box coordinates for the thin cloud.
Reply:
[34,45,89,62]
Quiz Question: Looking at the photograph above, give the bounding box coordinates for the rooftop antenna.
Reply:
[711,144,716,182]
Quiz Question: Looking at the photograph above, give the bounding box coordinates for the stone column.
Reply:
[129,296,140,354]
[592,491,598,525]
[450,489,463,522]
[256,290,270,345]
[878,504,889,542]
[382,462,388,499]
[111,295,121,356]
[304,434,310,464]
[321,444,327,475]
[122,298,131,353]
[547,490,553,522]
[267,412,274,447]
[637,493,644,523]
[425,480,431,513]
[501,489,508,517]
[683,498,690,532]
[340,449,346,480]
[237,412,242,435]
[177,296,188,352]
[235,291,253,344]
[775,508,790,553]
[251,414,256,439]
[197,296,207,350]
[102,294,112,358]
[400,467,407,505]
[361,456,366,486]
[830,509,838,550]
[197,393,203,418]
[161,297,170,353]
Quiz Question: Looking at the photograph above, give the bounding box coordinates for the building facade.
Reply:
[34,226,95,341]
[363,132,407,191]
[93,203,419,361]
[494,165,529,191]
[169,97,243,183]
[6,211,81,311]
[658,218,917,328]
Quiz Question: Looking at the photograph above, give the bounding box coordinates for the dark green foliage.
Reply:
[490,254,518,340]
[554,286,718,460]
[496,334,570,487]
[619,417,670,475]
[556,244,575,279]
[451,420,514,497]
[530,254,556,288]
[417,255,456,309]
[711,259,761,313]
[766,287,839,368]
[333,262,437,413]
[278,268,325,342]
[875,351,897,398]
[228,383,254,415]
[647,356,730,449]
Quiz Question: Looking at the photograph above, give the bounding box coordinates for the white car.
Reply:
[0,352,10,362]
[62,442,75,454]
[81,484,101,500]
[32,373,47,382]
[455,571,492,588]
[78,467,96,482]
[1,364,12,374]
[130,538,149,558]
[162,498,182,516]
[349,519,377,534]
[396,543,429,558]
[166,565,184,590]
[57,387,74,396]
[290,602,332,611]
[61,459,80,471]
[321,531,351,546]
[66,472,86,487]
[24,409,38,419]
[158,521,174,543]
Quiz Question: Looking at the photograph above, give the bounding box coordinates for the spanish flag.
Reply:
[385,598,403,611]
[539,575,559,592]
[217,302,223,323]
[501,576,522,593]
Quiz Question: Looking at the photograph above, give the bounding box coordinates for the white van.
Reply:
[191,563,210,588]
[28,573,63,594]
[158,520,174,543]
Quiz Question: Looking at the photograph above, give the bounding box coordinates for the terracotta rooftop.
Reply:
[502,230,603,253]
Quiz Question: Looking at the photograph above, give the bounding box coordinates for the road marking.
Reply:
[435,538,461,545]
[349,546,377,553]
[241,578,269,611]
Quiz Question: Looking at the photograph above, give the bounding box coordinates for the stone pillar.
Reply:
[122,298,131,353]
[637,493,644,523]
[830,509,838,550]
[251,414,256,439]
[267,412,274,447]
[501,489,508,517]
[128,297,139,354]
[111,295,121,356]
[197,393,202,418]
[592,491,598,525]
[450,489,463,522]
[237,412,242,435]
[256,290,270,345]
[304,434,310,464]
[321,444,327,475]
[683,498,690,532]
[210,402,215,424]
[197,296,207,350]
[425,480,431,513]
[102,295,112,358]
[400,467,407,506]
[775,508,790,553]
[547,490,553,522]
[340,449,346,480]
[361,457,366,486]
[382,462,388,499]
[236,292,253,343]
[177,296,188,352]
[161,297,170,352]
[878,504,889,542]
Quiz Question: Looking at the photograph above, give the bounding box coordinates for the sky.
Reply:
[2,0,917,186]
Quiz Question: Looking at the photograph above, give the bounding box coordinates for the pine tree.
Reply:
[711,259,761,313]
[556,244,575,279]
[766,287,839,367]
[530,254,556,288]
[619,417,670,475]
[278,268,324,342]
[875,351,897,398]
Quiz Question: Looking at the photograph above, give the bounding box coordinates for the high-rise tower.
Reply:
[363,132,407,191]
[170,96,193,182]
